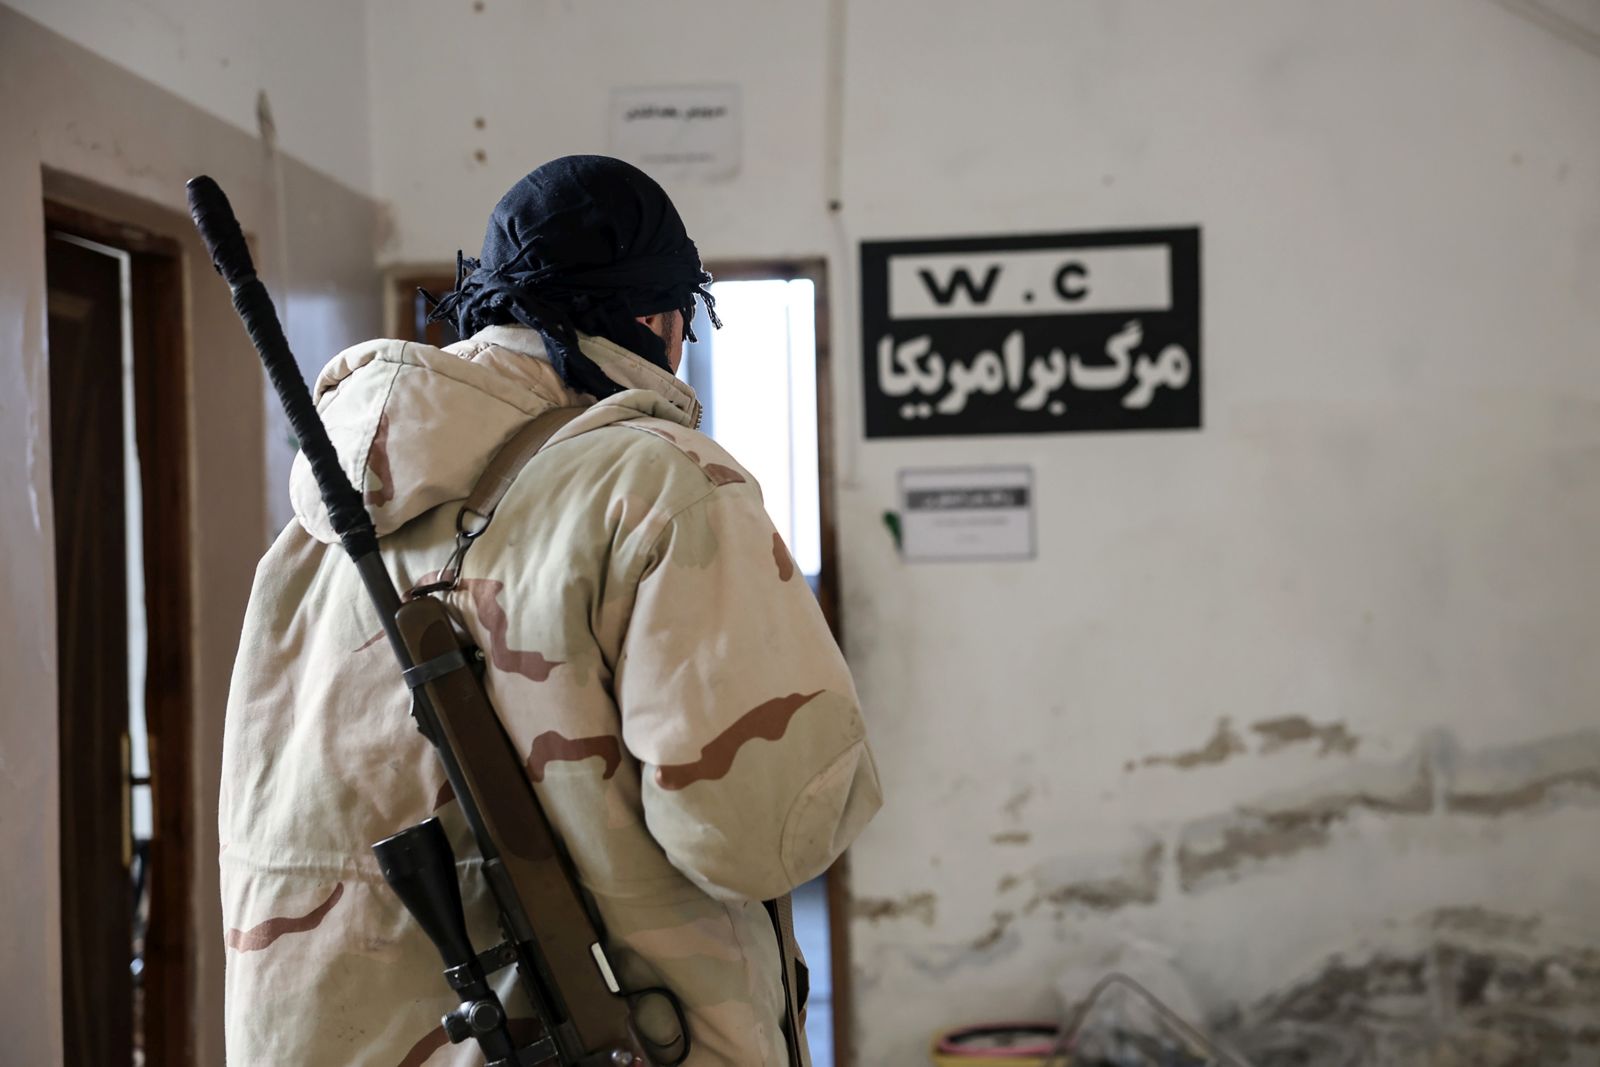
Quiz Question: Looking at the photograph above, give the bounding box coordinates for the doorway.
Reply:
[46,202,194,1067]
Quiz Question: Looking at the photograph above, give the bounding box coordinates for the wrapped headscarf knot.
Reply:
[427,155,720,398]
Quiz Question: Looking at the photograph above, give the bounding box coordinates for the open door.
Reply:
[47,202,193,1067]
[49,225,135,1066]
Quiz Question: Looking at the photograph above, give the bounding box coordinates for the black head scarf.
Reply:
[427,155,721,398]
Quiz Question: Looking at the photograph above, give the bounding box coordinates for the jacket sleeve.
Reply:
[615,482,882,902]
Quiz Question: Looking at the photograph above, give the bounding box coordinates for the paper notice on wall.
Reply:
[900,466,1034,563]
[608,85,741,182]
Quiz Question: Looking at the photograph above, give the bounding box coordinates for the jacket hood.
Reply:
[290,326,701,545]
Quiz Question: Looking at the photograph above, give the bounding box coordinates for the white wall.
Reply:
[3,0,1583,1061]
[6,0,372,193]
[367,0,832,265]
[0,8,383,1062]
[835,4,1600,1059]
[363,1,1600,1061]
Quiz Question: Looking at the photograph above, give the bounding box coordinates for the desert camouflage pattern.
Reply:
[220,325,882,1066]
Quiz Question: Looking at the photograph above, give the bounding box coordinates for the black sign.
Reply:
[861,228,1201,438]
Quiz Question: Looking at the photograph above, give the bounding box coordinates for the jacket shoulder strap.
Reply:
[412,406,587,598]
[461,405,584,529]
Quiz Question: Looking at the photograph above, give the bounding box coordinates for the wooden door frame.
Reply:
[45,199,195,1067]
[387,270,463,349]
[702,260,842,633]
[48,216,136,1065]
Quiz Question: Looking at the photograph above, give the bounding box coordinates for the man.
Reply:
[220,156,881,1066]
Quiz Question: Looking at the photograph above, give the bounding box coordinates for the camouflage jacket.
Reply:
[220,325,882,1066]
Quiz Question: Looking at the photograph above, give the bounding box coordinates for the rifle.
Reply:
[187,176,688,1067]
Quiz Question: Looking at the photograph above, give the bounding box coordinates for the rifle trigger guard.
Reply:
[626,985,691,1067]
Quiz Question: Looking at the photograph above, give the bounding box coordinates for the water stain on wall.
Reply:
[1177,730,1600,892]
[1032,842,1165,914]
[868,729,1600,1035]
[1178,745,1434,892]
[1130,717,1247,771]
[1430,905,1541,942]
[1002,784,1036,818]
[1250,715,1360,755]
[853,891,938,926]
[1017,840,1165,916]
[900,922,1025,979]
[1127,714,1361,773]
[1446,731,1600,816]
[1219,908,1600,1066]
[970,910,1015,951]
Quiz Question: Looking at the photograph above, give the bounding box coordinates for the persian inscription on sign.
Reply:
[861,229,1201,437]
[608,84,741,182]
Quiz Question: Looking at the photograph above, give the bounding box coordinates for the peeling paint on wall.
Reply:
[1177,730,1600,893]
[891,922,1026,980]
[970,910,1015,952]
[855,730,1600,1024]
[1130,717,1247,771]
[1448,768,1600,814]
[853,891,938,926]
[1001,784,1035,818]
[1219,908,1600,1065]
[1027,841,1165,914]
[1446,732,1600,816]
[1430,906,1541,942]
[1128,715,1361,773]
[1177,744,1434,892]
[876,726,1600,1012]
[1250,715,1360,755]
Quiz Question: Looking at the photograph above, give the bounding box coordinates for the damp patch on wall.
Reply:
[1174,729,1600,893]
[1126,715,1362,774]
[1216,907,1600,1066]
[852,891,939,927]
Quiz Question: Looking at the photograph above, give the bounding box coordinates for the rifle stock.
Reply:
[394,597,651,1063]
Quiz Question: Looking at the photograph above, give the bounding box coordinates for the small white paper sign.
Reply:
[608,85,741,182]
[899,466,1035,562]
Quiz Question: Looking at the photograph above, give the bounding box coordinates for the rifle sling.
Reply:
[766,894,810,1067]
[461,405,585,529]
